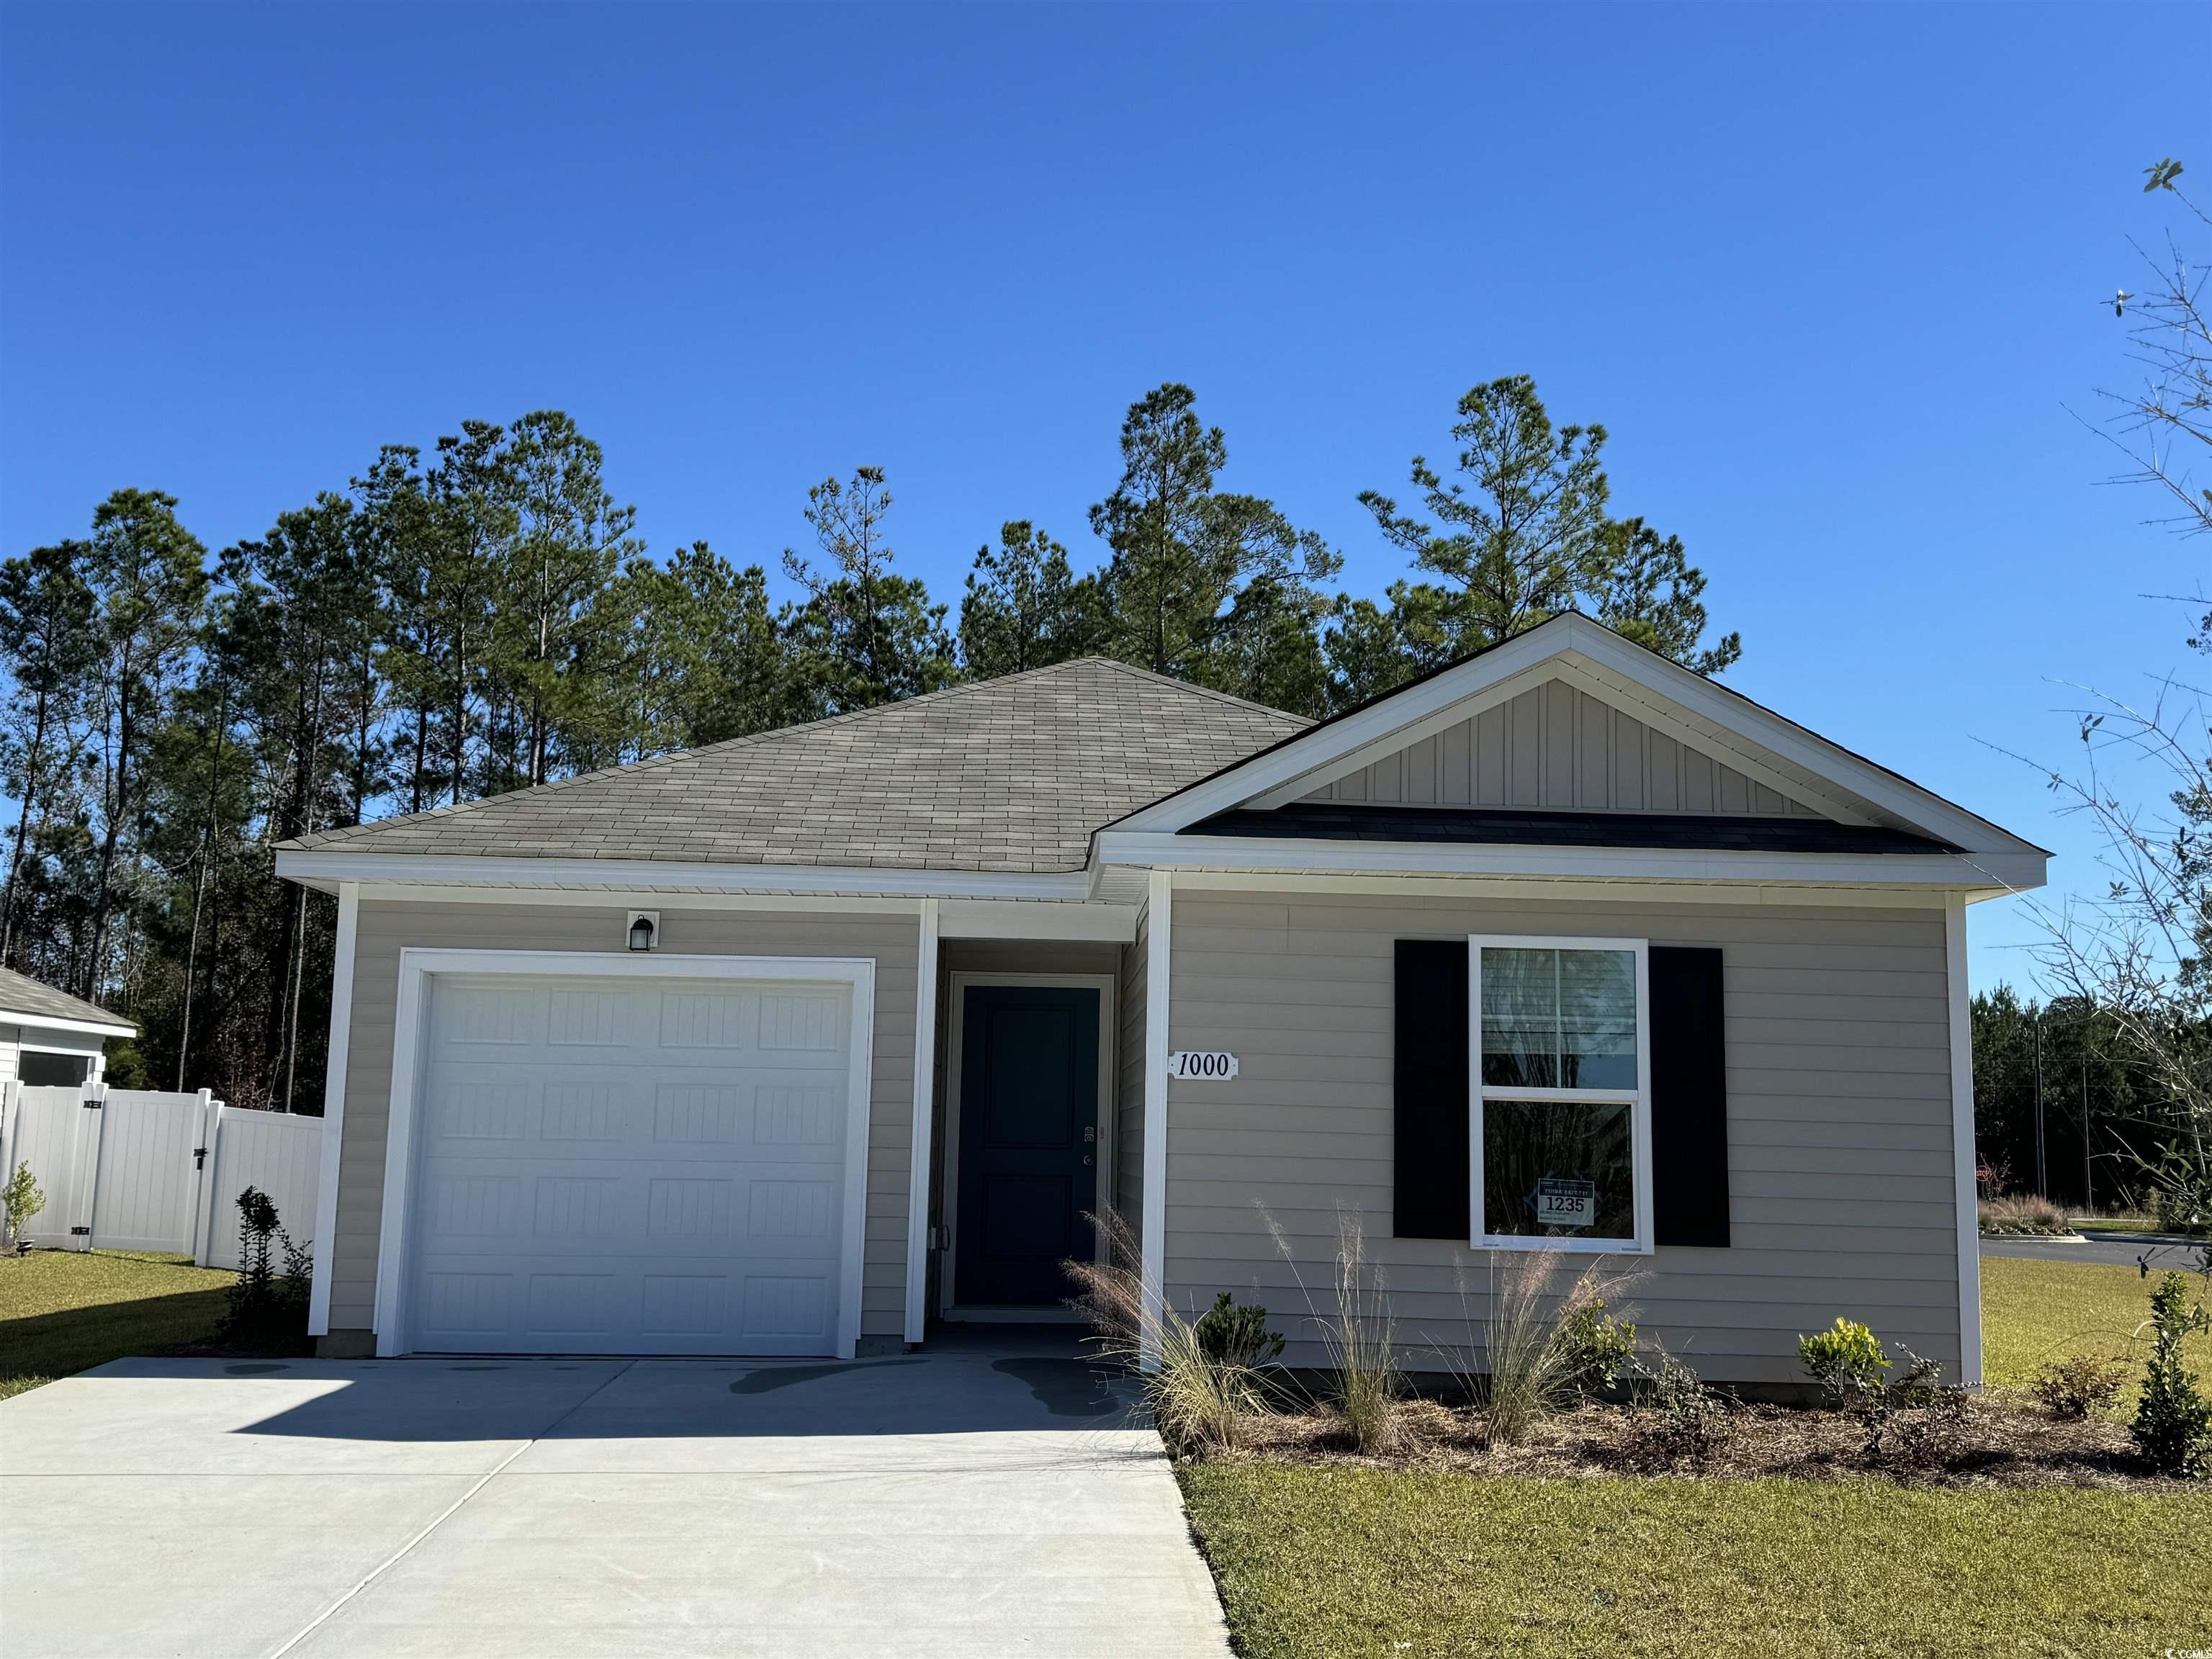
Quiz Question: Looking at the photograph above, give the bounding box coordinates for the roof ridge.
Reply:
[1087,656,1312,725]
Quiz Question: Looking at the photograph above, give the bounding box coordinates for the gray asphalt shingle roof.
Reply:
[0,966,138,1033]
[284,658,1308,874]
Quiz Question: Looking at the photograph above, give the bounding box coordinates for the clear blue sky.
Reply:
[4,2,2206,991]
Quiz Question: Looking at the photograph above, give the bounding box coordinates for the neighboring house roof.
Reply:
[282,657,1308,875]
[0,966,138,1038]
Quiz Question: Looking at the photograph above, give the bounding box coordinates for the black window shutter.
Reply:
[1650,945,1730,1248]
[1393,939,1470,1239]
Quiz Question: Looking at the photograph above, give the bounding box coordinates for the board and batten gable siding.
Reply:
[1162,889,1962,1386]
[326,900,920,1341]
[1303,678,1822,817]
[1115,907,1150,1242]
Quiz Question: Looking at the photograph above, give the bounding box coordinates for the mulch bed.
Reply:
[1216,1395,2193,1493]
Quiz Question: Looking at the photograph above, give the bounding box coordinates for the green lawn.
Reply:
[0,1249,235,1400]
[1981,1254,2209,1395]
[1180,1465,2212,1659]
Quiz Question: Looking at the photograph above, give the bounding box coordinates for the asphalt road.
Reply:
[1979,1231,2210,1269]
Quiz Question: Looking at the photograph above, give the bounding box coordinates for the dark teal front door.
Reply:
[955,985,1100,1308]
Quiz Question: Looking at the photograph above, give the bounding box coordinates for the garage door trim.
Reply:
[372,948,878,1359]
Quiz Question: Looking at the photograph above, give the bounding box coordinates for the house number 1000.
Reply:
[1167,1051,1238,1080]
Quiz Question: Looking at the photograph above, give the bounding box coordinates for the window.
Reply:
[17,1051,92,1088]
[1470,937,1650,1251]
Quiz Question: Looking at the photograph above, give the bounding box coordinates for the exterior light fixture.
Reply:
[626,912,659,952]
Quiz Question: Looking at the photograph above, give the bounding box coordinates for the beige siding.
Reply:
[1115,906,1149,1243]
[328,900,920,1341]
[1162,889,1962,1387]
[1305,678,1820,817]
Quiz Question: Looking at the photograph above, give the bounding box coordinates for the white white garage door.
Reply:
[405,971,858,1357]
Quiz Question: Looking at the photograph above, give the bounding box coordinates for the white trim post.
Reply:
[1139,870,1173,1370]
[1945,894,1984,1387]
[0,1080,19,1244]
[904,898,940,1345]
[307,883,359,1336]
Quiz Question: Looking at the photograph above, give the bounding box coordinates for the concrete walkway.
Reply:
[0,1339,1231,1659]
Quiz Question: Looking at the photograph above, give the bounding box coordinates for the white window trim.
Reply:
[1467,934,1653,1255]
[372,948,878,1359]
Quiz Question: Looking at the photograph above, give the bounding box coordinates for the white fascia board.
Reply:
[275,850,1094,902]
[1095,830,2047,894]
[1555,624,2044,855]
[1171,870,1959,908]
[1,1011,138,1040]
[936,899,1138,941]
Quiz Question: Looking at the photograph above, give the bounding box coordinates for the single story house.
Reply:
[276,613,2046,1388]
[0,966,136,1089]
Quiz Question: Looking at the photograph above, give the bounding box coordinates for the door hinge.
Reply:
[81,1098,102,1110]
[70,1226,91,1236]
[193,1146,208,1169]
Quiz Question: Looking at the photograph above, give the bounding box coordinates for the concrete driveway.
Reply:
[0,1336,1231,1659]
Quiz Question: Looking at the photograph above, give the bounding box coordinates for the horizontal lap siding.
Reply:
[1162,889,1961,1386]
[330,902,919,1340]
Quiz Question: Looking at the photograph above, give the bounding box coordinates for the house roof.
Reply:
[0,966,138,1037]
[1187,803,1960,855]
[282,657,1308,875]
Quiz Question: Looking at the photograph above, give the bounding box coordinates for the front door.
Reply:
[954,984,1100,1308]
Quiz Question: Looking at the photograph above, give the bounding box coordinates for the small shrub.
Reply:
[217,1187,311,1346]
[1555,1291,1637,1400]
[2131,1271,2212,1478]
[1798,1318,1889,1408]
[1193,1292,1285,1372]
[1627,1347,1734,1465]
[1883,1343,1945,1409]
[2,1161,45,1248]
[1977,1193,2070,1236]
[1065,1211,1264,1460]
[2031,1353,2128,1419]
[1874,1384,1972,1468]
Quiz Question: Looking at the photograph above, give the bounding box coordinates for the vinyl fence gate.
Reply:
[0,1081,323,1271]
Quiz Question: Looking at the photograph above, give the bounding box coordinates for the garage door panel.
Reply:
[407,971,857,1356]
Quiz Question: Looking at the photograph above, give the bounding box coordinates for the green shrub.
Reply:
[1627,1347,1734,1465]
[216,1187,311,1346]
[1798,1318,1891,1408]
[1194,1292,1285,1372]
[2031,1352,2128,1419]
[1555,1294,1637,1398]
[2131,1272,2212,1478]
[2,1161,45,1247]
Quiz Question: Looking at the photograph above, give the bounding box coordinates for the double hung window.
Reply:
[1470,937,1652,1251]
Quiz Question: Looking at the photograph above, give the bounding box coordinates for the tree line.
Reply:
[1,374,1738,1112]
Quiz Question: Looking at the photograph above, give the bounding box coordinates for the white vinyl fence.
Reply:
[0,1082,323,1272]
